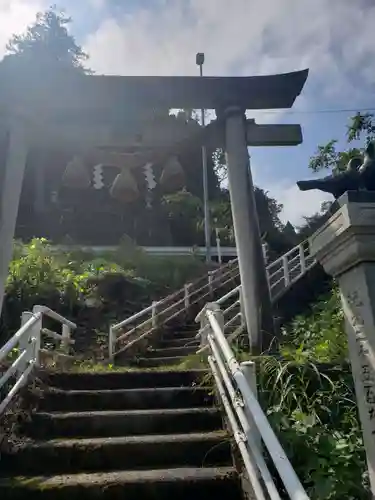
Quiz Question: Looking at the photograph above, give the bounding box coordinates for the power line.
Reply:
[255,107,375,116]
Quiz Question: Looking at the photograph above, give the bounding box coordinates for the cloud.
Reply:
[251,159,332,226]
[82,0,374,225]
[84,0,375,102]
[87,0,106,10]
[0,0,46,58]
[268,182,332,227]
[0,0,371,227]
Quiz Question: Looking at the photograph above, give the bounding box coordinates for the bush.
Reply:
[258,357,368,499]
[280,284,347,363]
[262,284,367,498]
[0,238,211,342]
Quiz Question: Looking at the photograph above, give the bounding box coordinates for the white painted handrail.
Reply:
[197,303,310,500]
[267,240,315,301]
[0,306,76,416]
[196,284,244,354]
[32,305,76,329]
[109,259,239,360]
[109,240,315,360]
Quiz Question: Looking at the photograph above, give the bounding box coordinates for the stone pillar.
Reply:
[0,114,28,317]
[224,106,275,352]
[310,191,375,496]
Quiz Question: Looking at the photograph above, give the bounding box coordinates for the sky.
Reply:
[1,0,375,227]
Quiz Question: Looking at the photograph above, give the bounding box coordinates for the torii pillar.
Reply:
[219,110,303,352]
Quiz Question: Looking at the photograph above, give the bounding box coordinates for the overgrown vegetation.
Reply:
[280,284,348,364]
[258,358,366,499]
[265,285,367,498]
[0,238,209,350]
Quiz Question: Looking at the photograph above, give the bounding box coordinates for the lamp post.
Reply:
[196,52,211,263]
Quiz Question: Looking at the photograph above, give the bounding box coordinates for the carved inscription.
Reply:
[347,290,375,429]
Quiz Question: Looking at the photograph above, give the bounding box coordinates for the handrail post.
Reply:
[61,324,71,354]
[20,310,41,374]
[197,302,222,348]
[17,312,33,380]
[299,243,306,274]
[239,287,246,330]
[31,306,44,366]
[184,283,192,311]
[241,361,262,457]
[198,305,210,349]
[109,326,115,362]
[152,301,158,329]
[208,271,214,298]
[215,228,222,264]
[282,255,290,287]
[262,242,269,264]
[211,302,225,333]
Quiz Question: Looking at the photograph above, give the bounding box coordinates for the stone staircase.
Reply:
[0,369,243,500]
[0,242,317,500]
[120,322,200,368]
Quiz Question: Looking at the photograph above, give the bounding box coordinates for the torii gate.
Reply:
[0,67,308,351]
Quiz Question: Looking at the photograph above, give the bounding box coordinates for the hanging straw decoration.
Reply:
[62,155,90,189]
[159,156,185,192]
[110,166,139,203]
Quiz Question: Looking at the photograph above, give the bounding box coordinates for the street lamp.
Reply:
[196,52,211,263]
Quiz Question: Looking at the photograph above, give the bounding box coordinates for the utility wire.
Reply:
[254,107,375,116]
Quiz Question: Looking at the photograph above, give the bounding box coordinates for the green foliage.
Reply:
[212,148,228,184]
[280,285,347,363]
[309,140,362,175]
[347,112,375,144]
[258,357,368,499]
[308,112,375,175]
[259,284,368,498]
[1,238,209,340]
[162,190,203,224]
[209,186,291,253]
[300,112,375,237]
[6,238,88,312]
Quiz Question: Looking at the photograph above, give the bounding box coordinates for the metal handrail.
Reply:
[109,260,240,359]
[197,303,310,500]
[109,240,315,359]
[111,260,237,335]
[196,284,244,355]
[0,306,76,416]
[112,270,241,358]
[33,305,76,329]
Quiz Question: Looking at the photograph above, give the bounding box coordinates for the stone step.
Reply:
[158,336,200,348]
[26,407,223,439]
[44,369,208,390]
[0,467,241,500]
[6,431,231,475]
[162,329,199,340]
[130,356,184,368]
[39,387,213,412]
[145,345,197,358]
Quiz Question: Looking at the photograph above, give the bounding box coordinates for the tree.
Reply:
[162,190,203,246]
[4,6,91,73]
[297,212,327,239]
[309,112,375,175]
[298,112,375,238]
[209,185,293,255]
